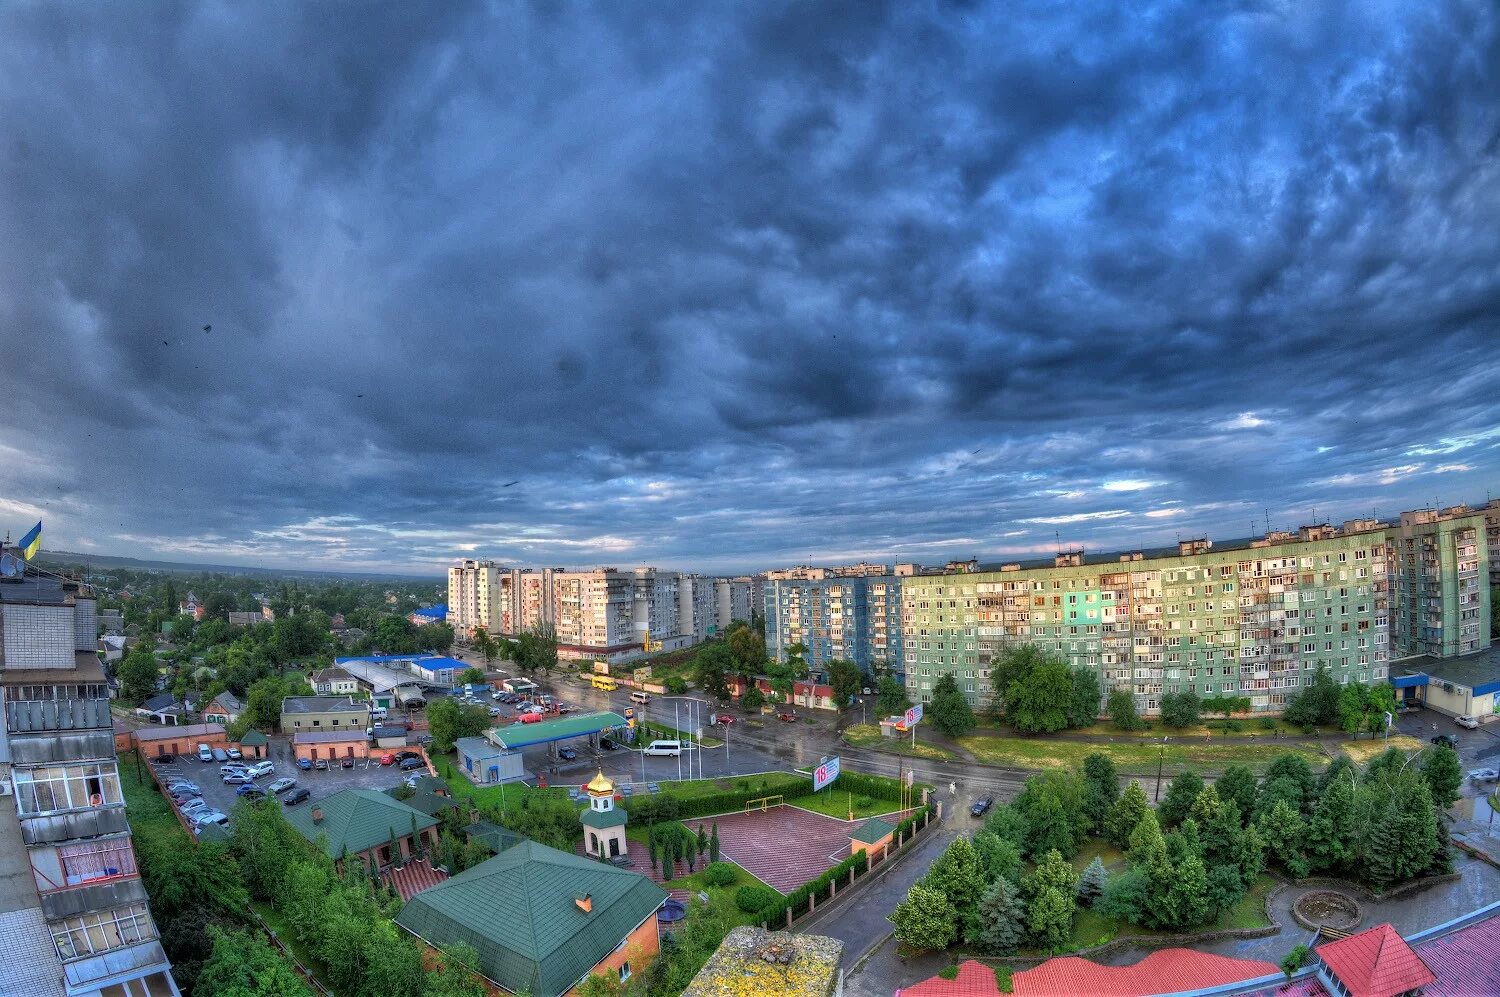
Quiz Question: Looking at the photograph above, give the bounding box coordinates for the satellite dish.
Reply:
[0,552,21,578]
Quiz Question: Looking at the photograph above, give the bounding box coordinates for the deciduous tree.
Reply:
[930,674,977,737]
[889,883,957,952]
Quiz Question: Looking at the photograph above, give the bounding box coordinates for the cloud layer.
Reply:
[1,1,1497,574]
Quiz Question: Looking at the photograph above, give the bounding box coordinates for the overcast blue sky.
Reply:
[1,1,1497,575]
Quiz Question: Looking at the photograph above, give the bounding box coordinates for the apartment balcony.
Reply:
[40,875,149,922]
[20,808,131,847]
[4,698,113,734]
[8,731,117,766]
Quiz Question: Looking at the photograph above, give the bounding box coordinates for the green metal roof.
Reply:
[489,711,630,750]
[238,729,268,746]
[395,840,666,997]
[388,788,461,817]
[284,789,438,859]
[580,808,628,829]
[850,817,895,844]
[464,820,526,854]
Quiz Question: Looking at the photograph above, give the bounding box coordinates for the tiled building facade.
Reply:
[762,506,1491,716]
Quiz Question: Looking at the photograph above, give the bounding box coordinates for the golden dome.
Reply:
[586,770,614,795]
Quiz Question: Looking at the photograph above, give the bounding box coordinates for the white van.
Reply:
[643,739,681,757]
[630,691,651,705]
[371,706,388,720]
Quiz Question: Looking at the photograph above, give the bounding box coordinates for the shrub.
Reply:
[735,884,779,913]
[1224,719,1245,733]
[665,676,688,694]
[702,862,736,887]
[856,796,874,810]
[1259,718,1277,731]
[938,965,959,980]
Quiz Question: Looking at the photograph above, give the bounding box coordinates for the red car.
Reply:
[716,713,735,725]
[379,753,395,766]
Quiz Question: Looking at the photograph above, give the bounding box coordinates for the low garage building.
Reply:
[293,729,369,762]
[1397,645,1500,722]
[455,736,525,785]
[133,722,227,758]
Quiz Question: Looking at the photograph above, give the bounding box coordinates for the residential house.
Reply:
[311,667,360,696]
[134,693,187,726]
[395,840,668,997]
[226,611,261,627]
[279,695,370,734]
[201,691,243,726]
[282,790,438,872]
[409,604,447,627]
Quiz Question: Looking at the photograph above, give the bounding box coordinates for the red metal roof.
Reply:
[896,960,1001,997]
[1011,948,1279,997]
[1316,923,1436,997]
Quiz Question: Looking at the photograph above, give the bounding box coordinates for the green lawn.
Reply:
[118,751,188,839]
[1067,839,1126,873]
[785,790,908,821]
[1063,874,1275,950]
[433,758,575,817]
[252,900,335,988]
[956,734,1322,775]
[1063,719,1340,739]
[843,723,955,761]
[663,862,781,922]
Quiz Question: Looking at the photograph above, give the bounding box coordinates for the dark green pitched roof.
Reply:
[389,788,461,817]
[580,808,628,829]
[489,711,630,750]
[238,729,268,746]
[283,788,438,859]
[850,817,895,844]
[464,820,526,854]
[395,840,667,997]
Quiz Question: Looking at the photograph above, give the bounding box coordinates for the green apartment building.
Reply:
[901,508,1492,715]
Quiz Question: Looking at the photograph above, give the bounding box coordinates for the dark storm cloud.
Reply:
[1,0,1497,574]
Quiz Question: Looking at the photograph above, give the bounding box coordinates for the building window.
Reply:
[14,763,122,816]
[59,839,137,886]
[620,962,632,982]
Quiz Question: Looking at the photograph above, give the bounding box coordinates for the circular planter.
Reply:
[1293,890,1362,932]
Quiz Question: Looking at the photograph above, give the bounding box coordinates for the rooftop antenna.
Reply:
[1264,507,1271,534]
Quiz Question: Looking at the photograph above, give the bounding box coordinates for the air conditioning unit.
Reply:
[0,781,12,797]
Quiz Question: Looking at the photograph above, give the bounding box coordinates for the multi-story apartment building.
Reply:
[631,568,682,647]
[867,575,905,681]
[1480,499,1500,588]
[677,574,718,643]
[0,565,177,997]
[899,510,1490,713]
[764,575,873,673]
[1393,507,1490,658]
[550,569,636,657]
[714,577,753,633]
[447,559,502,636]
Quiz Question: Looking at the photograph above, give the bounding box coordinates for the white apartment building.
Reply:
[715,577,753,632]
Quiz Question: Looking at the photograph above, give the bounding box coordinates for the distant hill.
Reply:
[34,549,441,581]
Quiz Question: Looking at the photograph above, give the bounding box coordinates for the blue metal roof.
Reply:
[413,604,447,619]
[1391,673,1429,689]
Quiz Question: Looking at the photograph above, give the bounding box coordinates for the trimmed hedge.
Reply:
[702,862,736,887]
[828,770,909,804]
[759,849,871,926]
[624,773,813,821]
[736,884,780,913]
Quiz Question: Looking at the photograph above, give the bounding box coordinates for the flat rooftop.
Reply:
[1399,645,1500,693]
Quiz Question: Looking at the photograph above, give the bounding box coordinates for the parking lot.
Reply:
[152,743,416,833]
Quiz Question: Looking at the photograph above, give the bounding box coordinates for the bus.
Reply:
[591,674,618,692]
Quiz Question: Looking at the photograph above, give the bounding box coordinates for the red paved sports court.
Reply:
[707,805,901,894]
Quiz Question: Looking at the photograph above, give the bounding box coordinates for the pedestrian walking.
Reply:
[949,781,956,796]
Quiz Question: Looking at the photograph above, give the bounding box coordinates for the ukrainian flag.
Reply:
[19,520,41,560]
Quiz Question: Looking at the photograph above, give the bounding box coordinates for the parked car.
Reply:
[970,796,994,818]
[236,785,267,799]
[1432,734,1459,749]
[413,733,434,746]
[268,778,297,794]
[151,753,177,765]
[284,788,311,806]
[211,748,229,763]
[715,713,735,726]
[1468,768,1499,783]
[340,757,355,769]
[190,809,228,827]
[226,747,243,760]
[556,703,576,714]
[296,757,313,771]
[399,757,424,771]
[165,778,199,790]
[1455,715,1480,730]
[599,738,618,751]
[247,761,274,778]
[558,747,577,761]
[222,773,252,785]
[394,750,420,762]
[379,753,396,766]
[644,740,682,757]
[180,799,208,815]
[219,765,249,776]
[314,759,329,771]
[169,789,202,804]
[777,711,797,723]
[197,744,214,763]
